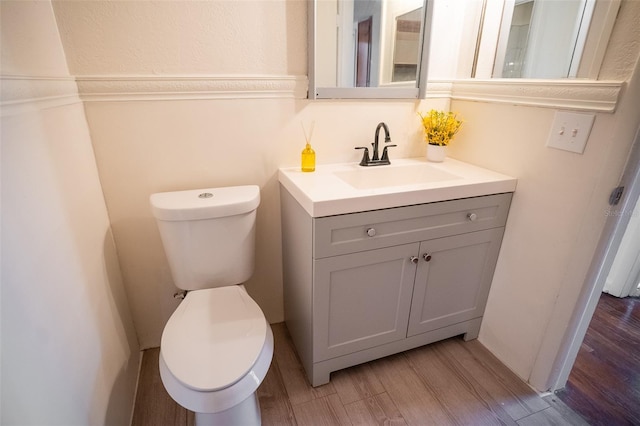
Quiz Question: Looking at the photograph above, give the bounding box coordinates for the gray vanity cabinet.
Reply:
[314,243,419,361]
[407,228,504,337]
[280,186,512,387]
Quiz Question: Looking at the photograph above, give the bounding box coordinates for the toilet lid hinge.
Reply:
[173,290,188,300]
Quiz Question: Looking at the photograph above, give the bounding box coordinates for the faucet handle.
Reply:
[355,146,371,166]
[381,144,397,162]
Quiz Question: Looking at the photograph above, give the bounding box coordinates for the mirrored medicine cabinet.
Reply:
[308,0,622,102]
[309,0,432,99]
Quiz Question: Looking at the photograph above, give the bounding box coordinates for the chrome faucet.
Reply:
[355,122,397,166]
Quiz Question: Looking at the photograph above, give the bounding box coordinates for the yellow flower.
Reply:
[419,109,463,146]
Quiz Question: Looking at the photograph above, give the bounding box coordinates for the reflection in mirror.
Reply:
[310,0,621,101]
[492,0,595,78]
[392,8,422,82]
[427,0,619,81]
[312,0,429,99]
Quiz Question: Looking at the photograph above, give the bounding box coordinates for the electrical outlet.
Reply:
[546,111,595,154]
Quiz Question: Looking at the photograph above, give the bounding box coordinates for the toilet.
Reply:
[150,185,273,426]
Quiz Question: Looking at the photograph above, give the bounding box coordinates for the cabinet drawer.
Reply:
[313,193,512,258]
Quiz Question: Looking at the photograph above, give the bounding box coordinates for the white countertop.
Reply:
[278,157,517,217]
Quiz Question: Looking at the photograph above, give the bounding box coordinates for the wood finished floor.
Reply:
[556,293,640,426]
[132,323,587,426]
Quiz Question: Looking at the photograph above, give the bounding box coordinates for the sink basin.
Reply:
[334,163,462,190]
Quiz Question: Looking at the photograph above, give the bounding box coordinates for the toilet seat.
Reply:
[159,324,273,414]
[161,286,268,392]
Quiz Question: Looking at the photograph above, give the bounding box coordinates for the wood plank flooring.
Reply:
[556,293,640,426]
[132,323,586,425]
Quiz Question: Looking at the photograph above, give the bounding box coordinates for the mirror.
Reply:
[464,0,619,80]
[493,0,595,78]
[310,0,431,99]
[310,0,621,101]
[392,8,424,82]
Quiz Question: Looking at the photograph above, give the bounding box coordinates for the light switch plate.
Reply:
[546,111,595,154]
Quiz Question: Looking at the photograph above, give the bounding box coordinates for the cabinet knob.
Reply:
[423,253,432,262]
[467,212,478,222]
[410,256,419,264]
[366,228,376,237]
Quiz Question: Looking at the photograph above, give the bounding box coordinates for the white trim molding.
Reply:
[424,81,454,99]
[1,75,81,116]
[75,75,309,102]
[1,74,623,113]
[448,79,624,112]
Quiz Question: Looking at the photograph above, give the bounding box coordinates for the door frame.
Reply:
[603,197,640,297]
[548,124,640,391]
[356,17,373,87]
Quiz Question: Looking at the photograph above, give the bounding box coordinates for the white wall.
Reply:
[428,0,484,79]
[44,0,640,395]
[603,196,640,297]
[380,0,423,84]
[1,1,139,424]
[523,0,585,78]
[449,0,640,387]
[52,0,304,76]
[77,98,447,347]
[51,0,448,348]
[316,0,339,86]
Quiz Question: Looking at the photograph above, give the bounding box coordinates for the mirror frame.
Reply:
[308,0,433,99]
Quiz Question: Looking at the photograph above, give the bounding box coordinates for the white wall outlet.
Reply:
[546,111,595,154]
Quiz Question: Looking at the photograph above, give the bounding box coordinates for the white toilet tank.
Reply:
[150,185,260,291]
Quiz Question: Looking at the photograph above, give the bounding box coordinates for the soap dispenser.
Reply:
[301,121,316,172]
[301,143,315,172]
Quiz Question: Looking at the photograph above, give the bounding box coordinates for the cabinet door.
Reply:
[314,243,419,361]
[407,228,504,337]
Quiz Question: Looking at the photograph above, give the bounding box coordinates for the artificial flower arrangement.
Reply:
[419,109,463,146]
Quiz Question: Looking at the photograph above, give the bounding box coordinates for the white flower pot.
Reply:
[426,144,447,162]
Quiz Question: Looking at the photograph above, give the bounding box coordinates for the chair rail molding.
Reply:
[449,79,624,112]
[0,75,81,116]
[2,74,622,113]
[74,75,309,102]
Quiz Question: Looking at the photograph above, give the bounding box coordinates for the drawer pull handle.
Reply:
[423,253,432,262]
[366,228,376,237]
[467,212,478,222]
[410,256,419,264]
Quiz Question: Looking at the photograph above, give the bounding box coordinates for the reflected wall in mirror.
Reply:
[312,0,429,98]
[494,0,594,78]
[467,0,620,80]
[392,8,422,82]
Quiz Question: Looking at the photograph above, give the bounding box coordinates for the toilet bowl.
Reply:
[150,185,272,425]
[159,286,273,425]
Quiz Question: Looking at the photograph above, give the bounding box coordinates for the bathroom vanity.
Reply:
[279,158,516,386]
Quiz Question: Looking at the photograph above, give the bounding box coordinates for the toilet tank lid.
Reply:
[150,185,260,221]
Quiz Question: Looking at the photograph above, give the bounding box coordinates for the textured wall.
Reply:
[598,0,640,80]
[44,0,640,394]
[449,0,640,386]
[53,0,306,76]
[51,0,449,348]
[82,97,447,346]
[1,1,140,424]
